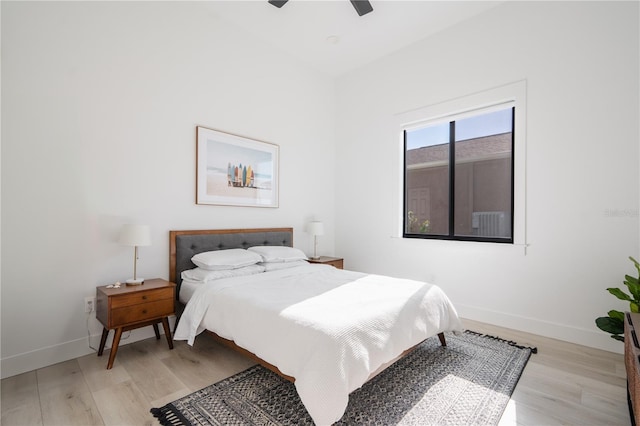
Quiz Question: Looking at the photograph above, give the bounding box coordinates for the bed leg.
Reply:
[438,332,447,347]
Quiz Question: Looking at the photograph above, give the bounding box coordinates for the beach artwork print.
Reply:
[196,127,279,207]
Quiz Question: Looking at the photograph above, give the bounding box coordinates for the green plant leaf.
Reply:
[608,310,624,321]
[631,256,640,274]
[612,334,625,342]
[595,316,624,335]
[608,287,633,301]
[625,275,640,300]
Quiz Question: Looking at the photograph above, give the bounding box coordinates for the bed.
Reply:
[170,228,463,425]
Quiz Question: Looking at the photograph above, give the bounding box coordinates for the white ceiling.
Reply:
[204,1,503,76]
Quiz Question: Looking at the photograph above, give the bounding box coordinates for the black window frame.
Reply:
[402,107,515,244]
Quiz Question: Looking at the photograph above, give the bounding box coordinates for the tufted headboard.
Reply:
[169,228,293,299]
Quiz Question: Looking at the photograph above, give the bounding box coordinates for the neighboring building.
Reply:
[405,133,512,236]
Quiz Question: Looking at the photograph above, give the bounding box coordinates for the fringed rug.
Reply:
[151,331,535,425]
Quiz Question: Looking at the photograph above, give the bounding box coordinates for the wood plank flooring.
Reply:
[1,319,629,425]
[464,319,629,426]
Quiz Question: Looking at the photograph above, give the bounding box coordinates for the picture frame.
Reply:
[196,126,279,208]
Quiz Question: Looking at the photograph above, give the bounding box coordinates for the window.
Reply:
[403,105,514,243]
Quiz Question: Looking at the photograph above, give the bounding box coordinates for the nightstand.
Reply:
[307,256,344,269]
[96,278,175,369]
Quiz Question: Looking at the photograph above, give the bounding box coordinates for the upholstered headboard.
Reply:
[169,228,293,299]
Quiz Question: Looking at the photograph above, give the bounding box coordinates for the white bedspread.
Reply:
[173,264,463,425]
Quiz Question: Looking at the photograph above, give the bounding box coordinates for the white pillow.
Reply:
[260,260,308,271]
[191,249,263,270]
[181,264,266,282]
[248,246,308,263]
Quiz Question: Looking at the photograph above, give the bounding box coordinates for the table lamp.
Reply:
[307,221,324,259]
[118,224,151,285]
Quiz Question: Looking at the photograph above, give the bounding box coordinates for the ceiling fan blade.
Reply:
[268,0,289,8]
[350,0,373,16]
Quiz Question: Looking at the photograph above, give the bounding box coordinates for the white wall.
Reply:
[1,2,336,378]
[334,1,639,353]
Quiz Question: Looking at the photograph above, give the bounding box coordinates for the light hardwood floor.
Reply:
[1,319,629,426]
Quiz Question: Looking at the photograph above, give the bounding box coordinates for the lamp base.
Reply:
[125,278,144,285]
[310,256,320,260]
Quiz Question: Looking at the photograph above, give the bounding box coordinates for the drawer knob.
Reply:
[142,309,147,314]
[142,295,147,300]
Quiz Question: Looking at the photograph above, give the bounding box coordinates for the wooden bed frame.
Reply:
[169,227,446,383]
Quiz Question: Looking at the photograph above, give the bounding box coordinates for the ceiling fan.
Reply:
[268,0,373,17]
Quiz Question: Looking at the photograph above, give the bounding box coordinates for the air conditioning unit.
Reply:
[471,211,510,238]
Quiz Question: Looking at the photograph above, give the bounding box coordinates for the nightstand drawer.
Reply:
[111,298,174,326]
[111,287,173,309]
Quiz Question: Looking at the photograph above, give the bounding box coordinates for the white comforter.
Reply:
[174,264,463,425]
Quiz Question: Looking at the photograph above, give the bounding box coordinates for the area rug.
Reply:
[151,331,535,425]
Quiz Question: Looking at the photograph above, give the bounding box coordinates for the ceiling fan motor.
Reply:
[268,0,374,17]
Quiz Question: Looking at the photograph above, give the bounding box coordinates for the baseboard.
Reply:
[1,317,176,379]
[457,304,623,354]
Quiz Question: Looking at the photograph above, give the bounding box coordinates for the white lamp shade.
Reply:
[307,221,324,236]
[118,224,151,247]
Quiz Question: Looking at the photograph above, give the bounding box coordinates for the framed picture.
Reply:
[196,126,279,208]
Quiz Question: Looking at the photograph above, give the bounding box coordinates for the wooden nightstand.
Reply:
[307,256,344,269]
[96,278,175,369]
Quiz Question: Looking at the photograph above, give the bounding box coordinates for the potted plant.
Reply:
[595,256,640,342]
